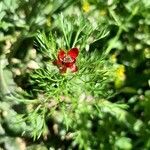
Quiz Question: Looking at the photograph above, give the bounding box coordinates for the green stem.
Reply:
[72,24,86,48]
[60,14,70,48]
[105,27,122,56]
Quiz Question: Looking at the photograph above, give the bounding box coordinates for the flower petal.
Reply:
[53,59,62,66]
[69,64,78,72]
[67,48,79,59]
[65,62,74,67]
[58,50,66,61]
[59,65,67,73]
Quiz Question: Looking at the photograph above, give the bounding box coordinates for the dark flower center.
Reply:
[63,55,74,63]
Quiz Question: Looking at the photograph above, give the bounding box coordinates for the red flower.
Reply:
[53,48,79,73]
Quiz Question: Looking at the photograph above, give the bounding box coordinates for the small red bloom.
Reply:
[53,48,79,73]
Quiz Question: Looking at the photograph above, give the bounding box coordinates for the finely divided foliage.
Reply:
[0,0,150,149]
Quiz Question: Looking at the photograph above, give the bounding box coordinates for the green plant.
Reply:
[0,0,150,149]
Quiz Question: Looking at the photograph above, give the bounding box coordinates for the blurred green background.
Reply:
[0,0,150,149]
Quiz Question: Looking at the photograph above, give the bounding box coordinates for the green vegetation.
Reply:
[0,0,150,149]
